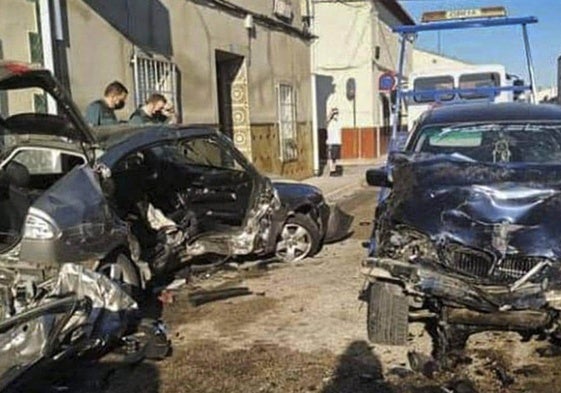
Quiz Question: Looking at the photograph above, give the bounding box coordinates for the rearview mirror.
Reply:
[366,168,392,188]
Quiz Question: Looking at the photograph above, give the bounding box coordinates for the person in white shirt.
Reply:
[326,108,342,176]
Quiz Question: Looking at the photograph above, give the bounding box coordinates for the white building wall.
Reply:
[372,2,413,127]
[412,48,471,72]
[314,0,373,129]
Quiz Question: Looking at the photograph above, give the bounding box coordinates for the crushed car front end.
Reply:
[361,147,561,359]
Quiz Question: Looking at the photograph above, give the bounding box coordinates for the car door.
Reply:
[166,135,255,228]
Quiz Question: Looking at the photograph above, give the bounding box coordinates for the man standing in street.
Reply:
[84,81,128,127]
[326,107,342,176]
[129,93,176,125]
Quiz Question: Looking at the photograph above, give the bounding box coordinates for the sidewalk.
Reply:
[302,156,387,202]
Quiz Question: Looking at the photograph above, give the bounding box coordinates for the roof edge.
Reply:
[378,0,415,25]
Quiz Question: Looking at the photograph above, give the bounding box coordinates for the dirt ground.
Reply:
[18,187,561,392]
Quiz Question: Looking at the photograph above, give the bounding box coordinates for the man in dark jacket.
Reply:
[129,93,175,125]
[84,81,128,127]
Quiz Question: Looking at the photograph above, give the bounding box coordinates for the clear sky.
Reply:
[397,0,561,89]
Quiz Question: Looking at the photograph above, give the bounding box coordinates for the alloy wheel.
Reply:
[275,222,313,262]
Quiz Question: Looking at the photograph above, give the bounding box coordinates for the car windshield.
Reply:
[413,123,561,163]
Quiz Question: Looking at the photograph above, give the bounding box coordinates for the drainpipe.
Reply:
[39,0,57,114]
[309,0,320,176]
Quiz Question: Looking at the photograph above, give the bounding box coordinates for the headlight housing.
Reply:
[23,209,59,240]
[380,226,438,262]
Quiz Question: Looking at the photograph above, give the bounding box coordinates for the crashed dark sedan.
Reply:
[361,103,561,362]
[0,61,351,303]
[0,61,351,386]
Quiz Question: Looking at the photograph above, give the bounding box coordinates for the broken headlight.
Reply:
[380,227,438,262]
[23,208,59,240]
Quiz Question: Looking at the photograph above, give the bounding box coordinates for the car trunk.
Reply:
[0,62,97,257]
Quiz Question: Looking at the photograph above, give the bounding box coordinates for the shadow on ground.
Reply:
[322,340,394,393]
[6,358,161,393]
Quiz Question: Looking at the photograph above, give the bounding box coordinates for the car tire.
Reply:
[275,213,320,262]
[367,281,409,345]
[97,252,142,300]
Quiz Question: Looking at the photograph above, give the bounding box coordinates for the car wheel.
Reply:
[97,252,142,299]
[367,281,409,345]
[275,213,320,262]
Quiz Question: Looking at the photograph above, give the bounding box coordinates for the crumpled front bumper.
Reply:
[324,203,354,243]
[361,257,561,313]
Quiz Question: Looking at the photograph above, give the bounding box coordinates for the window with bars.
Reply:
[277,84,298,161]
[132,52,179,118]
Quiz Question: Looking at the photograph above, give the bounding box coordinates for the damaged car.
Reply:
[361,103,561,362]
[0,60,350,386]
[0,61,351,303]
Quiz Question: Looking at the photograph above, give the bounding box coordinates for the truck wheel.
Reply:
[97,252,142,300]
[367,281,409,345]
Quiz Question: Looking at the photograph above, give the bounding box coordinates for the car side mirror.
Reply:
[366,168,392,188]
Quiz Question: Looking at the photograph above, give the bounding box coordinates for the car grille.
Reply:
[445,246,547,283]
[447,249,493,278]
[495,256,545,280]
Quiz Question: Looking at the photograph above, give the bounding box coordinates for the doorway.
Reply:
[215,50,243,139]
[215,50,252,159]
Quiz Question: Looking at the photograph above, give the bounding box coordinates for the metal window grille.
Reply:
[277,84,298,161]
[132,51,179,117]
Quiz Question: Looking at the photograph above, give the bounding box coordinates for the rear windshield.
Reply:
[414,123,561,163]
[458,72,501,99]
[413,76,454,103]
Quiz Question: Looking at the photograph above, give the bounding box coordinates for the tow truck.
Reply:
[387,6,539,145]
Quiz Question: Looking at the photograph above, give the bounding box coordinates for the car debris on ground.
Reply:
[0,263,171,390]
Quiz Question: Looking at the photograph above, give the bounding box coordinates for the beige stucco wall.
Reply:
[64,0,311,127]
[65,1,135,121]
[0,0,41,114]
[314,0,374,128]
[164,0,311,125]
[412,48,471,72]
[0,0,37,62]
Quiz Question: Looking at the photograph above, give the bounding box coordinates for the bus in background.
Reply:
[406,64,526,130]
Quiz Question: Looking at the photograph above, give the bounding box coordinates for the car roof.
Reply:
[95,124,219,149]
[419,103,561,127]
[96,125,222,167]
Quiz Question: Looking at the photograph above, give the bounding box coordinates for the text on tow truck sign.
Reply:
[422,7,507,23]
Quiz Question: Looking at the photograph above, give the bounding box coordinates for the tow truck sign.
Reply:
[422,7,507,23]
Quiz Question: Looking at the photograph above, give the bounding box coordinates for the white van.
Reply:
[406,64,519,130]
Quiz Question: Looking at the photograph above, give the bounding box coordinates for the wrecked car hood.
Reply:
[387,156,561,259]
